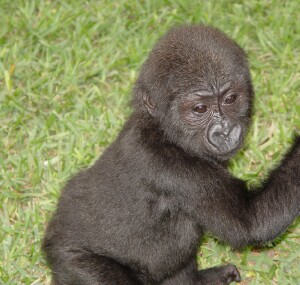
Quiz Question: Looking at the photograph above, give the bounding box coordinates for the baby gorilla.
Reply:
[43,25,300,285]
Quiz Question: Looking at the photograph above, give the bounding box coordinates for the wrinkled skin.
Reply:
[43,25,300,285]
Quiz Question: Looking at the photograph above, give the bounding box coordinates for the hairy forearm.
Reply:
[248,136,300,244]
[202,136,300,249]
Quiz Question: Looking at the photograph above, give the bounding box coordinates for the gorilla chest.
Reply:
[148,195,200,253]
[138,196,201,279]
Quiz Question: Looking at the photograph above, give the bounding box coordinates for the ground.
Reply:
[1,1,300,284]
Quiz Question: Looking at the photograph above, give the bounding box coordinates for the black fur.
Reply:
[43,25,300,285]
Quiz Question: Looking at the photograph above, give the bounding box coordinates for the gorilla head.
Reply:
[133,25,254,160]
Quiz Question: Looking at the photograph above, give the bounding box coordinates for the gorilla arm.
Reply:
[199,136,300,249]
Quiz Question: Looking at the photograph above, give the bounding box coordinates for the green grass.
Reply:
[1,0,300,284]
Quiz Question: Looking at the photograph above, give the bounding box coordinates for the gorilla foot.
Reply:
[197,264,241,285]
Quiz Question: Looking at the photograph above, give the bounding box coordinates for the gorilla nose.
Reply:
[207,122,242,154]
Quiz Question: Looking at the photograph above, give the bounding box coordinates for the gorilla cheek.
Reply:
[207,121,243,155]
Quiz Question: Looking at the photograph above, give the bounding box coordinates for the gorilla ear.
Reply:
[142,93,157,117]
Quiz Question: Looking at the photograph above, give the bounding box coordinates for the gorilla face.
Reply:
[178,81,251,159]
[158,78,252,160]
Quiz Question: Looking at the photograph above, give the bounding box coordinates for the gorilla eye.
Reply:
[224,94,237,104]
[193,104,207,114]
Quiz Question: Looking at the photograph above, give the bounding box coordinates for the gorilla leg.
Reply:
[50,248,141,285]
[160,260,240,285]
[160,260,198,285]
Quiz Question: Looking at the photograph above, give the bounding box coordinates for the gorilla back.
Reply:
[43,25,300,285]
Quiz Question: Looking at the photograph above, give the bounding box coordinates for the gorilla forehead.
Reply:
[141,25,249,93]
